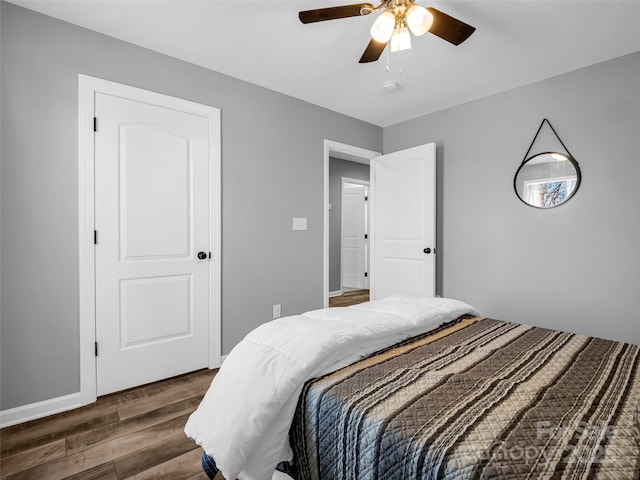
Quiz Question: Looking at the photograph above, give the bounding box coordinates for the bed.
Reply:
[184,296,640,480]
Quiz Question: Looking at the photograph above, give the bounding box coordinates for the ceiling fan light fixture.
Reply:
[370,10,395,42]
[298,2,476,63]
[390,26,411,52]
[405,4,433,36]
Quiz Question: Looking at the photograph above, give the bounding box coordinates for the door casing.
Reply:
[78,75,221,406]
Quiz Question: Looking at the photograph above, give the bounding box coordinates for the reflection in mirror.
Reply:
[514,152,581,208]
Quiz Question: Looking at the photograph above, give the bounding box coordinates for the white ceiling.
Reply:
[9,0,640,127]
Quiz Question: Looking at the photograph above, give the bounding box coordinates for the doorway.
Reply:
[323,140,380,307]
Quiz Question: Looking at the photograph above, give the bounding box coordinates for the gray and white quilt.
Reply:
[290,316,640,479]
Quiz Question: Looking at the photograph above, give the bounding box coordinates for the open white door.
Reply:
[370,143,436,300]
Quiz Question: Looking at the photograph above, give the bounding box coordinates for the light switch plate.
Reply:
[292,217,308,231]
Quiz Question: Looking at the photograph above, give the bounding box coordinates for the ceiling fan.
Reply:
[299,0,476,63]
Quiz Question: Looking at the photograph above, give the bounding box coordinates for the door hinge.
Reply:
[95,342,98,357]
[364,195,368,201]
[93,117,97,132]
[364,272,368,277]
[364,233,368,239]
[94,230,98,245]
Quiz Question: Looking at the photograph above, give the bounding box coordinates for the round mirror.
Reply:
[514,152,581,208]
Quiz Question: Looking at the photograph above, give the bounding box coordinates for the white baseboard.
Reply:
[2,361,229,428]
[0,391,83,428]
[329,290,343,298]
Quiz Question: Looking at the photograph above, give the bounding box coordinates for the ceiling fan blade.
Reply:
[426,7,476,45]
[359,38,387,63]
[299,3,374,24]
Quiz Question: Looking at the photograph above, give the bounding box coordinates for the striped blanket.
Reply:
[290,316,640,479]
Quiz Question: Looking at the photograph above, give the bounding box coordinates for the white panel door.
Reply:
[370,143,436,300]
[341,181,368,289]
[95,92,211,396]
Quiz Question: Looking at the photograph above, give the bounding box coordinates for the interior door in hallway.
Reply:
[370,143,436,300]
[94,91,212,396]
[341,180,369,290]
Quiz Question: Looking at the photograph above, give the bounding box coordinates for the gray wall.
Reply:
[2,1,638,413]
[328,158,370,292]
[0,2,382,410]
[384,51,640,345]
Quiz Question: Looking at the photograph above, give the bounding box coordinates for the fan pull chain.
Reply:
[385,48,403,76]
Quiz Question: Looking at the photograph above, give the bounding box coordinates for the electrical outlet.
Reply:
[273,304,281,319]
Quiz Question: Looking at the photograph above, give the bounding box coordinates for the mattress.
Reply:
[185,295,479,479]
[289,316,640,479]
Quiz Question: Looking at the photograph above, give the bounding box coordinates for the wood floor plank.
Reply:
[0,439,66,477]
[6,414,191,480]
[113,430,198,478]
[185,369,216,391]
[62,462,119,480]
[96,375,197,410]
[1,402,114,438]
[66,396,201,453]
[117,381,202,421]
[0,410,120,458]
[127,447,207,480]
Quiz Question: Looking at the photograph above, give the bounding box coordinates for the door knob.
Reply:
[197,251,208,260]
[423,248,432,254]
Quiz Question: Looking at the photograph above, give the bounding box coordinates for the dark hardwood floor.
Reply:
[328,289,369,307]
[0,368,217,480]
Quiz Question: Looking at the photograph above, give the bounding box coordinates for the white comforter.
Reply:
[184,295,478,480]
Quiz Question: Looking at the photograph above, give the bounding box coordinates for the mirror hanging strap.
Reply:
[520,118,576,166]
